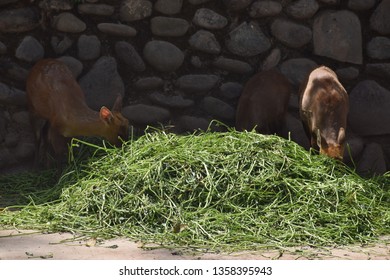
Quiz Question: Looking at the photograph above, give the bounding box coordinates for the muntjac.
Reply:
[236,69,291,135]
[26,58,129,167]
[299,66,349,160]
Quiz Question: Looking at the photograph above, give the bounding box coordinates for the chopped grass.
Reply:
[1,129,389,252]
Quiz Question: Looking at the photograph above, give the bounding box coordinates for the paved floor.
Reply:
[1,230,389,260]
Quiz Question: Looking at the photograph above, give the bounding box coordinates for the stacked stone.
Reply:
[0,0,389,174]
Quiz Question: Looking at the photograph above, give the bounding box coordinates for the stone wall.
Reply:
[0,0,389,174]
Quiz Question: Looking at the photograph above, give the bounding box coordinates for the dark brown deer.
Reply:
[26,59,129,167]
[299,66,349,160]
[236,69,291,135]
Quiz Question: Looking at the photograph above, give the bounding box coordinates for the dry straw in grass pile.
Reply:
[1,129,389,251]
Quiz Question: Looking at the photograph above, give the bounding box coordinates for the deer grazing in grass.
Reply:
[299,66,349,160]
[236,69,291,136]
[26,59,129,167]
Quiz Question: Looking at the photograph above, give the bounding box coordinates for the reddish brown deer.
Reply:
[236,69,291,135]
[299,66,349,160]
[26,58,129,167]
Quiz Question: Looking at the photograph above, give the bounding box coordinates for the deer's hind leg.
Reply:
[29,111,49,169]
[47,126,69,171]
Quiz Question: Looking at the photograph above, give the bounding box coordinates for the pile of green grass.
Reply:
[1,129,389,251]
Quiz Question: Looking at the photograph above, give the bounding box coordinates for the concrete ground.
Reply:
[0,229,389,260]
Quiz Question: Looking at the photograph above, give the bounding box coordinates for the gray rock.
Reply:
[190,56,204,68]
[52,12,86,33]
[212,57,252,74]
[226,22,271,57]
[223,0,252,11]
[143,40,184,72]
[122,104,170,125]
[77,35,101,60]
[357,143,387,176]
[261,48,281,70]
[15,36,44,63]
[51,35,73,54]
[336,67,359,81]
[0,147,16,168]
[366,63,390,79]
[367,37,390,60]
[0,82,26,107]
[12,111,30,127]
[193,8,228,30]
[347,0,376,10]
[134,77,164,90]
[0,7,40,33]
[175,115,210,132]
[0,110,6,143]
[56,56,83,78]
[154,0,183,15]
[318,0,339,4]
[249,0,282,18]
[120,0,153,22]
[0,41,7,54]
[150,17,189,37]
[280,58,318,86]
[0,60,28,82]
[79,57,125,111]
[343,135,364,164]
[219,82,243,100]
[313,10,362,64]
[188,0,212,4]
[201,96,235,120]
[0,147,15,168]
[15,141,35,161]
[176,74,219,94]
[0,0,18,6]
[286,0,319,19]
[4,131,19,148]
[148,92,194,108]
[189,30,221,54]
[370,0,390,35]
[78,3,115,16]
[271,18,312,48]
[38,0,74,11]
[115,41,145,72]
[371,136,390,164]
[367,136,390,163]
[97,23,137,37]
[348,80,390,136]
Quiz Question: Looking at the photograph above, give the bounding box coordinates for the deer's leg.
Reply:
[47,126,69,171]
[29,111,48,168]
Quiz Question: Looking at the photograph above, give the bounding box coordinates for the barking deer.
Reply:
[26,59,129,167]
[299,66,349,160]
[236,69,291,135]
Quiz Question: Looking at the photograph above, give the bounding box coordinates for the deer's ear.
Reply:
[100,106,113,124]
[338,127,346,144]
[316,129,322,148]
[112,95,123,112]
